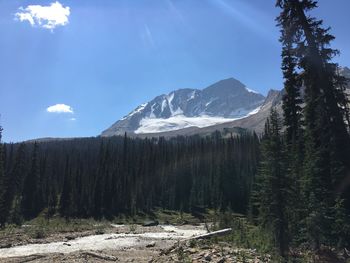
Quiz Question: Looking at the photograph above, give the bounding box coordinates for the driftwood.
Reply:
[161,228,232,255]
[15,254,47,263]
[186,228,232,241]
[82,251,118,261]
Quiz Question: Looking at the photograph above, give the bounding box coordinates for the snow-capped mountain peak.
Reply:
[101,78,265,136]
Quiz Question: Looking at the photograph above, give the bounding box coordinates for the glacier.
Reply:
[134,106,261,134]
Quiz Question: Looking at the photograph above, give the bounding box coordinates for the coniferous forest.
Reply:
[251,0,350,258]
[1,0,350,261]
[0,133,260,223]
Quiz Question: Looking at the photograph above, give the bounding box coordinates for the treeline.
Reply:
[252,0,350,259]
[0,132,260,225]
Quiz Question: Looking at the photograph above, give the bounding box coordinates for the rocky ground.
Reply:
[154,240,272,263]
[0,224,207,262]
[1,240,272,263]
[1,222,347,262]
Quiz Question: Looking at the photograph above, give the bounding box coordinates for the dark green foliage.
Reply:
[21,143,43,219]
[332,198,350,248]
[5,144,26,223]
[253,109,289,258]
[59,157,73,219]
[2,132,260,221]
[0,2,348,259]
[0,125,6,227]
[0,130,27,226]
[269,0,350,255]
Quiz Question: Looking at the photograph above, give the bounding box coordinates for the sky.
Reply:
[0,0,349,142]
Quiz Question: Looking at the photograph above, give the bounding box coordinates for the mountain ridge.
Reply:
[101,77,265,136]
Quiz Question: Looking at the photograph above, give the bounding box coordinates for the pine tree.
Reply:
[277,0,350,248]
[3,143,26,225]
[21,142,41,219]
[59,157,73,219]
[47,180,57,220]
[276,1,306,245]
[255,109,289,258]
[0,125,7,227]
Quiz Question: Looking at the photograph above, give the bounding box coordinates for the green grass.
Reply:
[0,215,111,241]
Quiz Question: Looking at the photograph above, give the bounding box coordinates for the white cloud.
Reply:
[69,118,76,121]
[47,104,74,113]
[15,1,70,30]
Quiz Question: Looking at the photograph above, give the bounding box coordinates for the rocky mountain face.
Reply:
[340,66,350,79]
[140,89,283,137]
[101,78,265,136]
[340,66,350,89]
[102,67,350,137]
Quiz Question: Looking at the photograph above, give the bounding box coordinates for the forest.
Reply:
[1,0,350,261]
[0,132,260,223]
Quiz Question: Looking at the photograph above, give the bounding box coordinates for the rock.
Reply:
[217,258,225,263]
[180,220,189,225]
[65,235,76,240]
[146,241,156,248]
[82,251,118,261]
[0,243,12,249]
[143,220,159,227]
[63,242,71,246]
[204,253,212,261]
[189,248,198,254]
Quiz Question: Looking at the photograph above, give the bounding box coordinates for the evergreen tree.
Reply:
[276,1,306,245]
[47,178,57,220]
[255,109,289,258]
[59,157,73,219]
[3,143,26,224]
[21,142,41,219]
[1,131,259,221]
[0,125,7,227]
[277,0,350,248]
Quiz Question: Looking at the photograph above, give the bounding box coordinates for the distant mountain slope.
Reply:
[101,67,349,138]
[101,78,265,136]
[131,89,283,138]
[340,66,350,90]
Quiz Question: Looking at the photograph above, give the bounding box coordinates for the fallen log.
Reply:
[161,228,232,255]
[16,254,47,263]
[82,251,118,261]
[186,228,232,240]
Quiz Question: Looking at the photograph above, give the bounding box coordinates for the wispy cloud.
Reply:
[15,1,70,30]
[69,117,76,121]
[47,104,73,113]
[141,24,156,49]
[210,0,273,40]
[166,0,185,24]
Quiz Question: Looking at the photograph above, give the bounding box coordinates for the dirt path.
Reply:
[0,224,207,261]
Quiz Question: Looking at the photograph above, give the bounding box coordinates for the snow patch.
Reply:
[205,97,218,107]
[172,107,184,116]
[230,107,259,117]
[122,103,148,120]
[135,106,261,134]
[188,90,197,100]
[161,97,167,113]
[149,103,157,118]
[245,87,259,94]
[247,106,261,115]
[166,92,175,115]
[135,115,236,134]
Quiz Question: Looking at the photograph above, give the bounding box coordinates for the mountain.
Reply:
[340,66,350,89]
[102,67,350,138]
[125,89,282,139]
[340,66,350,79]
[101,78,265,136]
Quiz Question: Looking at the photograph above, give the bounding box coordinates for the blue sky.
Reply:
[0,0,349,142]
